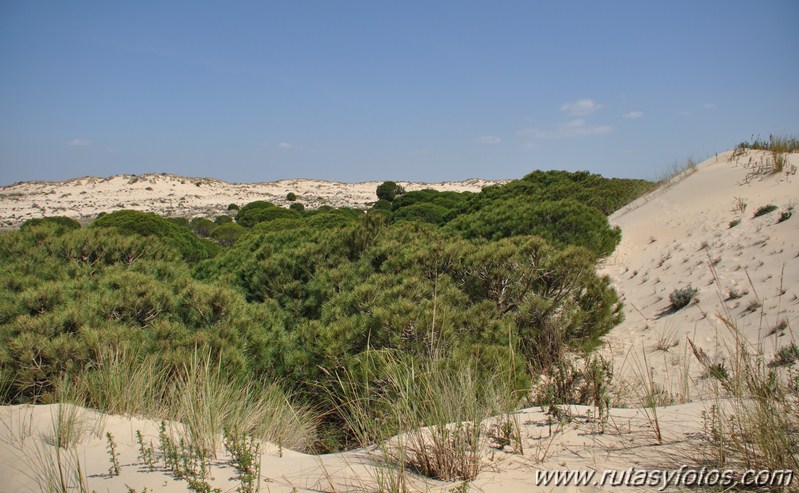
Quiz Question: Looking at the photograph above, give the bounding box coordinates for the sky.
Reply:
[1,1,797,185]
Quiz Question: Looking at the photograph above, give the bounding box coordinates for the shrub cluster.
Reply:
[0,168,653,452]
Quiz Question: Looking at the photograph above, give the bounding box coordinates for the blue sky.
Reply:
[1,1,797,185]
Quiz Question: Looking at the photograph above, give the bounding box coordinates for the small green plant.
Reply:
[770,343,799,368]
[669,287,698,310]
[286,192,297,201]
[106,432,121,477]
[136,429,155,471]
[753,204,777,218]
[289,202,305,212]
[728,218,741,228]
[778,210,793,223]
[224,428,262,493]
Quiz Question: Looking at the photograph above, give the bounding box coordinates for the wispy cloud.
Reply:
[622,111,644,120]
[260,141,299,150]
[475,135,501,144]
[520,119,612,140]
[67,138,92,147]
[560,99,602,116]
[703,103,717,110]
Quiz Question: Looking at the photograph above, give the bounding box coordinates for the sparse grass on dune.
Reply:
[656,156,698,185]
[734,134,799,175]
[55,346,317,455]
[330,349,524,487]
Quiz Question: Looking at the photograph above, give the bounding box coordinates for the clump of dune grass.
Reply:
[57,346,317,456]
[330,349,522,486]
[169,350,317,456]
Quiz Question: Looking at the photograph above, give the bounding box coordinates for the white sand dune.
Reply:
[0,174,504,229]
[599,149,798,400]
[1,149,797,492]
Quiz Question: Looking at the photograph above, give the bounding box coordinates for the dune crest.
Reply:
[0,174,505,229]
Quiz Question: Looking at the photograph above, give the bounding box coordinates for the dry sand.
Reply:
[0,175,504,229]
[1,149,797,492]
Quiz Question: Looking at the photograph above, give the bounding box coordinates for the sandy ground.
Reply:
[0,175,504,229]
[1,149,797,492]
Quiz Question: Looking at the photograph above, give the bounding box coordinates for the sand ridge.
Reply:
[0,174,506,229]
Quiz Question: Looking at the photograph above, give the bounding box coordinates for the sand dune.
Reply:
[599,149,798,401]
[0,174,504,229]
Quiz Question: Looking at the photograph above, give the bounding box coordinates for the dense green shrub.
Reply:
[20,216,82,232]
[447,199,621,258]
[189,217,217,237]
[91,210,219,262]
[466,170,655,216]
[210,222,246,247]
[0,226,287,402]
[371,199,393,211]
[235,201,298,227]
[286,192,297,202]
[376,181,405,202]
[392,202,450,225]
[289,202,305,212]
[214,215,233,225]
[0,167,650,450]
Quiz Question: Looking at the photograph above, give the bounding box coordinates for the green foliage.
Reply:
[289,202,305,212]
[20,216,81,232]
[169,217,191,231]
[227,203,239,211]
[376,181,405,202]
[392,202,450,225]
[214,215,232,225]
[370,199,393,211]
[778,210,793,223]
[0,167,645,453]
[736,134,799,153]
[91,210,219,262]
[468,170,656,216]
[286,192,297,202]
[189,217,217,237]
[447,199,621,258]
[235,201,298,228]
[210,223,246,247]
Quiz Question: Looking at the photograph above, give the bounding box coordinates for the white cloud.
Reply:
[67,138,92,147]
[277,142,292,149]
[476,135,501,144]
[703,103,717,110]
[560,99,602,116]
[623,111,644,120]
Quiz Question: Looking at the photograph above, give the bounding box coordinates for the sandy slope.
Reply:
[0,402,707,493]
[599,149,798,401]
[1,149,797,492]
[0,174,504,229]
